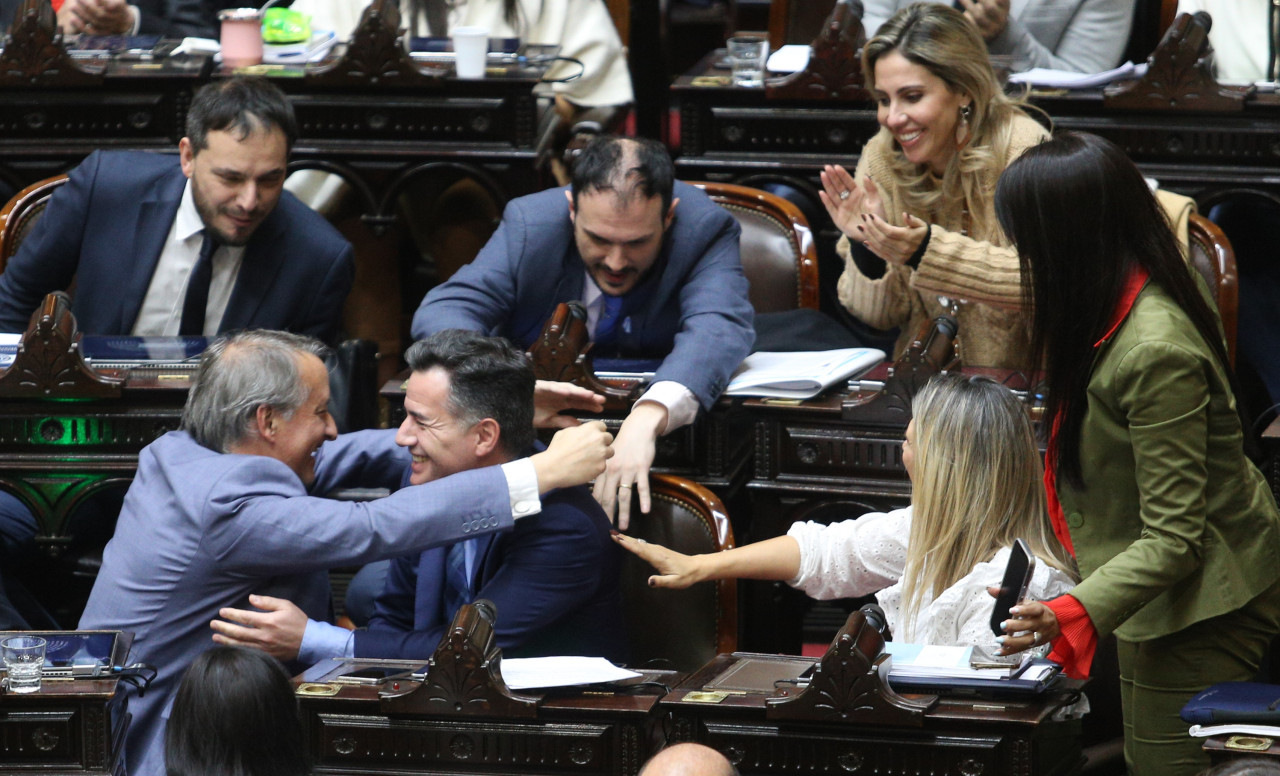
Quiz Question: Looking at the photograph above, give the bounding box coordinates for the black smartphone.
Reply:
[989,538,1036,637]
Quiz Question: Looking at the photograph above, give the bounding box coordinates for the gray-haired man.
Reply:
[78,330,611,776]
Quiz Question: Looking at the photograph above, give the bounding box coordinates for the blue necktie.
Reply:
[442,540,473,625]
[179,232,219,336]
[595,294,624,345]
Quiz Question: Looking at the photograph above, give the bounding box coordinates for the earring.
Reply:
[956,104,973,147]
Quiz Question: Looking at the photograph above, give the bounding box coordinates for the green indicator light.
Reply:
[29,416,108,446]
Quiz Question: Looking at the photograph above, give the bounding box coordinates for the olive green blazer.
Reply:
[1061,282,1280,642]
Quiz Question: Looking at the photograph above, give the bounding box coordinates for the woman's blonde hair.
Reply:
[899,374,1076,637]
[862,3,1031,241]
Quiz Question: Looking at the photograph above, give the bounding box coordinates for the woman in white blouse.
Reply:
[614,373,1077,648]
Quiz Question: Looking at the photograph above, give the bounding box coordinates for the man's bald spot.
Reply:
[591,138,648,210]
[638,743,737,776]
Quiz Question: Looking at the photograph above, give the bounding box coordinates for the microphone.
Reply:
[919,314,958,369]
[471,599,497,624]
[859,603,889,635]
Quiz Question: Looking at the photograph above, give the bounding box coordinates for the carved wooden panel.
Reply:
[313,714,626,772]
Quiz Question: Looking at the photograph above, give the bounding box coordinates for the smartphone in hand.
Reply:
[989,538,1036,637]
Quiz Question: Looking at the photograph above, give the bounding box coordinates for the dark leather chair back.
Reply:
[689,181,820,313]
[620,474,737,670]
[1187,212,1238,366]
[0,175,68,272]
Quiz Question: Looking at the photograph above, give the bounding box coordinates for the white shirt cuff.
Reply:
[501,458,542,518]
[127,5,141,35]
[299,619,354,664]
[637,381,699,433]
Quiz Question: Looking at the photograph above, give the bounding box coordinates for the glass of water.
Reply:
[727,34,769,87]
[3,635,46,694]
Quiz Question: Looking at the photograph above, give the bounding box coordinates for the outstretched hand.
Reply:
[533,380,605,428]
[592,403,666,530]
[612,531,704,589]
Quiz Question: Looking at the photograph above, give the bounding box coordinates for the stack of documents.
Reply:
[724,348,884,400]
[884,642,1061,696]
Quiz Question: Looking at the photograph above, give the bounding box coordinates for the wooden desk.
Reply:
[0,0,547,217]
[0,298,195,556]
[294,604,675,775]
[663,607,1083,776]
[296,675,674,775]
[0,676,128,775]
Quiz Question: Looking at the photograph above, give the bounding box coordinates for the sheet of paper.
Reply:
[1008,61,1147,89]
[499,656,642,690]
[1189,723,1280,738]
[767,44,810,73]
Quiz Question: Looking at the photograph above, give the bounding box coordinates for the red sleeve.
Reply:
[1045,594,1097,680]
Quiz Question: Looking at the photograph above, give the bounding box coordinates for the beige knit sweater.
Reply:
[836,113,1048,368]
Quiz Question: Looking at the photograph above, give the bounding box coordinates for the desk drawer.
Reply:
[0,706,84,768]
[701,722,1006,776]
[311,713,632,775]
[757,422,907,482]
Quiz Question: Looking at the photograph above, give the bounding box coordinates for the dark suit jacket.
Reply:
[355,482,628,663]
[2,0,226,39]
[411,182,754,410]
[0,150,353,342]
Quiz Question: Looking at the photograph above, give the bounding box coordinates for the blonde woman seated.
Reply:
[615,374,1076,648]
[822,4,1048,368]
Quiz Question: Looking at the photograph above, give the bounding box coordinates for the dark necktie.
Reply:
[594,294,624,346]
[442,540,473,625]
[179,231,219,336]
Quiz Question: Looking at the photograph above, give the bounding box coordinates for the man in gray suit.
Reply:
[862,0,1137,74]
[412,136,754,529]
[78,330,611,776]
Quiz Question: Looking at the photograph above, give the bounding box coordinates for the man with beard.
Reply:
[412,136,753,530]
[0,76,352,342]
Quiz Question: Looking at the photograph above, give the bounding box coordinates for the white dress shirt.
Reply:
[131,181,245,337]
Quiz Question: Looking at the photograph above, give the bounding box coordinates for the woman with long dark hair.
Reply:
[165,646,310,776]
[994,131,1280,776]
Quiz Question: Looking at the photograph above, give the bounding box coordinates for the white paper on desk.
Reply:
[767,44,811,73]
[0,333,19,368]
[1189,723,1280,738]
[499,657,641,690]
[723,348,884,400]
[1008,61,1148,89]
[264,31,338,64]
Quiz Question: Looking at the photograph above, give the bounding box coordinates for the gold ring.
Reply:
[618,484,632,489]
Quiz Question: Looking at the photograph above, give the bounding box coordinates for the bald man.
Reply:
[639,744,739,776]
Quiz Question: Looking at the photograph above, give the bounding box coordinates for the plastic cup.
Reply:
[727,34,768,87]
[451,26,489,79]
[3,635,46,694]
[219,8,265,69]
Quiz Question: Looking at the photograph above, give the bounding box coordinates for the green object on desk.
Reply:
[262,8,310,44]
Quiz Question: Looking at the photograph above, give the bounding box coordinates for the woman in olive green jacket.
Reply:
[991,132,1280,776]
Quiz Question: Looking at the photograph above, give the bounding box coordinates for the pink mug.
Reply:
[219,8,264,69]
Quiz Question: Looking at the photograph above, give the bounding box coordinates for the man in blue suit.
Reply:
[210,330,627,664]
[0,76,355,633]
[412,136,754,529]
[78,330,612,776]
[0,76,353,342]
